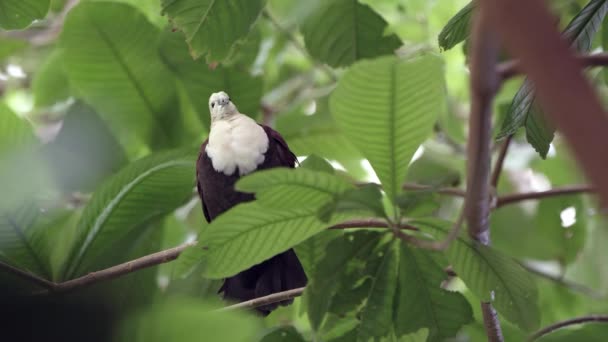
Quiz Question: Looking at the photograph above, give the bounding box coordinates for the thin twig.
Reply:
[329,218,418,230]
[528,315,608,341]
[262,10,337,82]
[491,135,512,187]
[498,52,608,80]
[392,210,464,251]
[402,183,467,197]
[218,287,306,312]
[496,185,595,208]
[467,4,504,341]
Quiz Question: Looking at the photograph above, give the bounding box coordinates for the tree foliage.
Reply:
[1,0,607,341]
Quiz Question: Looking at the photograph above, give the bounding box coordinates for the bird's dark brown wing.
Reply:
[260,125,297,169]
[196,140,212,223]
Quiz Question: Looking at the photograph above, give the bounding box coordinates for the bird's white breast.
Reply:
[206,114,269,176]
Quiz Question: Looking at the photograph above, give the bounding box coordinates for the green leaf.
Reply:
[419,219,541,331]
[259,326,306,342]
[497,0,608,156]
[330,55,446,200]
[357,241,400,342]
[301,0,401,68]
[236,167,353,210]
[160,30,263,130]
[118,297,259,342]
[319,183,385,222]
[300,154,335,174]
[43,102,128,193]
[0,103,35,155]
[33,49,71,108]
[63,148,196,279]
[199,202,352,279]
[396,245,473,341]
[160,0,265,61]
[60,2,178,153]
[0,0,50,29]
[0,203,52,279]
[437,2,474,51]
[0,37,27,61]
[294,230,342,281]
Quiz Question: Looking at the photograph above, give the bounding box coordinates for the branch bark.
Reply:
[217,287,306,312]
[467,4,504,341]
[528,315,608,341]
[496,185,595,208]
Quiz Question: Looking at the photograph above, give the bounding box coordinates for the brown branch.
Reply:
[218,287,306,312]
[402,183,467,197]
[467,4,504,341]
[496,185,595,208]
[328,218,418,231]
[528,315,608,341]
[491,135,512,187]
[499,53,608,80]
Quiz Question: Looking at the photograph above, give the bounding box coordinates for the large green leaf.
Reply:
[60,2,178,153]
[0,0,50,29]
[160,30,263,130]
[199,202,352,279]
[497,0,608,157]
[437,2,474,51]
[32,49,71,108]
[236,167,354,210]
[396,245,473,341]
[160,0,265,61]
[118,297,259,342]
[416,218,541,332]
[330,55,446,200]
[63,148,196,279]
[301,0,401,68]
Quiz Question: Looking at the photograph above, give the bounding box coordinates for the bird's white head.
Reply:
[209,91,238,122]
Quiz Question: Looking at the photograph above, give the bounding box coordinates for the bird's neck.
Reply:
[206,114,269,176]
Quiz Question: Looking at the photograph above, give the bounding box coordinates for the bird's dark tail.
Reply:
[219,249,307,316]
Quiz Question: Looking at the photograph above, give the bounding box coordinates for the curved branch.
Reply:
[528,315,608,341]
[496,185,595,208]
[491,135,512,187]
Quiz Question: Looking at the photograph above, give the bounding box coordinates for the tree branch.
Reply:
[467,4,504,341]
[528,315,608,341]
[498,52,608,80]
[491,135,512,188]
[496,185,595,208]
[217,287,306,312]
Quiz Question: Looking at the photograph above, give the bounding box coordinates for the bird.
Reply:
[196,91,307,315]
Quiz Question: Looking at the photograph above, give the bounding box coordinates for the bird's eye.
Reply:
[211,102,215,108]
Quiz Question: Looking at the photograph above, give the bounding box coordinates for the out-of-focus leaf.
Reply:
[160,30,263,130]
[117,297,259,342]
[63,148,195,279]
[60,2,179,153]
[301,0,401,67]
[0,37,27,61]
[300,154,335,174]
[498,0,608,157]
[33,49,70,108]
[330,55,446,200]
[536,323,608,342]
[160,0,265,61]
[44,102,128,192]
[319,183,385,222]
[259,326,306,342]
[0,0,50,29]
[416,218,541,331]
[395,190,440,218]
[437,2,474,51]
